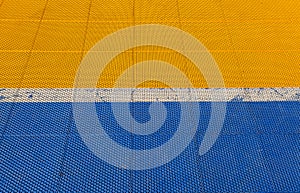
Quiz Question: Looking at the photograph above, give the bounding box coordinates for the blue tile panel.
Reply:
[0,102,299,192]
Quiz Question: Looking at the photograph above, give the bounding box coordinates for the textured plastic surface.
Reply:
[1,0,300,88]
[0,102,299,192]
[1,0,300,191]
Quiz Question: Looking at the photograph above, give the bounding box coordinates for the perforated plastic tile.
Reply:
[198,134,274,192]
[58,132,131,192]
[0,135,66,192]
[1,0,300,192]
[261,134,300,192]
[249,102,300,134]
[0,101,299,191]
[0,102,13,135]
[5,102,71,135]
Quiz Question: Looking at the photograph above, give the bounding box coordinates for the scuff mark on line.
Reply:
[293,93,300,101]
[230,95,244,102]
[0,95,6,100]
[271,88,284,97]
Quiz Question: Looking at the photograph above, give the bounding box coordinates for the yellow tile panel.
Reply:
[33,21,86,51]
[0,52,29,87]
[274,21,300,50]
[0,0,47,20]
[227,22,286,51]
[222,0,300,20]
[94,47,208,88]
[0,0,300,88]
[135,0,179,22]
[96,51,134,88]
[178,0,224,21]
[284,52,300,81]
[0,21,39,50]
[21,52,82,88]
[181,22,233,51]
[236,52,300,87]
[211,52,244,87]
[89,0,134,22]
[132,47,208,88]
[43,0,90,21]
[83,22,134,52]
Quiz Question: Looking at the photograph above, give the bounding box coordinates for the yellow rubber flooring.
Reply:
[0,0,300,88]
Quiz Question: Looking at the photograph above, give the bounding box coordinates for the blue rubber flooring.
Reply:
[0,102,299,192]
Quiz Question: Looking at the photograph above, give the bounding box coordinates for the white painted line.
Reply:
[0,88,299,102]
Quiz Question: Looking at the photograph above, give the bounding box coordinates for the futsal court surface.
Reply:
[0,0,300,192]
